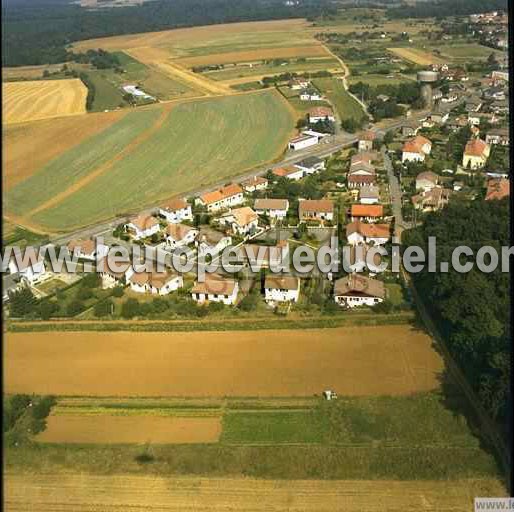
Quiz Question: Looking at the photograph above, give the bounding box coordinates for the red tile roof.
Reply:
[351,204,384,218]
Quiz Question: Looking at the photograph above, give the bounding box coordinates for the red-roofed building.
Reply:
[463,139,491,169]
[158,197,192,224]
[197,184,244,212]
[485,178,510,201]
[350,204,384,222]
[402,135,432,163]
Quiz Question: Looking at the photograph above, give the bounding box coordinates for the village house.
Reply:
[196,184,244,213]
[462,139,491,169]
[346,220,390,246]
[67,238,109,261]
[334,274,385,308]
[350,204,384,223]
[412,186,452,212]
[298,199,334,222]
[191,274,239,305]
[97,255,134,289]
[485,178,510,201]
[308,106,335,123]
[288,133,319,151]
[254,198,289,221]
[196,227,232,257]
[264,275,300,304]
[348,173,376,189]
[415,171,439,192]
[165,223,198,248]
[218,206,259,236]
[128,270,183,295]
[241,176,268,193]
[158,197,193,224]
[239,240,289,269]
[126,214,160,240]
[401,120,421,137]
[272,165,304,181]
[300,89,322,101]
[290,78,310,90]
[359,185,380,204]
[486,128,510,146]
[402,135,432,163]
[357,131,376,152]
[8,247,48,285]
[294,156,325,175]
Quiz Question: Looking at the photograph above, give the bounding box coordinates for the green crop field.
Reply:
[430,44,505,62]
[348,73,414,86]
[312,77,367,122]
[9,91,295,232]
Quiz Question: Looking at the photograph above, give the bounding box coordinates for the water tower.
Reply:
[417,70,439,108]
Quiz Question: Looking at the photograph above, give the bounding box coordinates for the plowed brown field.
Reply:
[4,473,506,511]
[5,326,443,397]
[3,79,88,124]
[37,415,221,444]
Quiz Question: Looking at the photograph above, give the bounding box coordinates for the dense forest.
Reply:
[387,0,508,19]
[403,199,511,431]
[2,0,337,66]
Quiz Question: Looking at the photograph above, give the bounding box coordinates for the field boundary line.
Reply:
[23,105,174,220]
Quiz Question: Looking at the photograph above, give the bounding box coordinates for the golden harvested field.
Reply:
[4,473,506,511]
[2,110,125,190]
[175,45,330,67]
[388,47,446,65]
[3,79,88,125]
[36,415,222,444]
[72,19,312,52]
[5,326,443,397]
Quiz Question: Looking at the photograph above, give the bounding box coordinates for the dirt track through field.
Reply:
[4,473,506,511]
[5,326,444,397]
[127,47,231,96]
[23,105,173,220]
[37,415,221,444]
[388,47,445,65]
[3,79,88,124]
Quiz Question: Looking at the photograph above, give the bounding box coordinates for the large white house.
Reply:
[196,228,232,257]
[264,275,300,304]
[196,184,244,213]
[8,247,48,284]
[128,270,183,295]
[218,207,259,236]
[288,133,319,151]
[191,274,239,305]
[402,135,432,163]
[334,274,385,308]
[159,197,193,224]
[126,214,160,240]
[254,198,289,221]
[67,238,109,261]
[166,223,198,248]
[298,199,334,222]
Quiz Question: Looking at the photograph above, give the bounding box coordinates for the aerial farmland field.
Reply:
[3,79,88,124]
[387,47,446,66]
[5,325,444,397]
[6,90,295,233]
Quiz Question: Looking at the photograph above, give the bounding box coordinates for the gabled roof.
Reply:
[299,199,334,214]
[402,135,431,155]
[254,198,289,211]
[308,106,334,118]
[346,220,390,239]
[67,238,96,255]
[166,223,197,240]
[464,138,489,157]
[200,184,243,205]
[129,214,159,231]
[161,197,188,212]
[129,270,179,289]
[221,206,258,227]
[334,274,386,299]
[241,176,268,188]
[273,166,302,177]
[351,204,384,218]
[192,274,237,296]
[264,275,300,291]
[416,171,439,184]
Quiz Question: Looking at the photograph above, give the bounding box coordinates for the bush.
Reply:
[8,287,37,318]
[94,299,112,317]
[66,300,84,317]
[121,298,140,319]
[38,300,59,320]
[32,396,56,421]
[76,287,93,301]
[81,272,100,289]
[112,286,124,298]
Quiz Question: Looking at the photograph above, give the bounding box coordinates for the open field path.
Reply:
[4,473,506,511]
[322,44,371,121]
[127,47,232,96]
[22,105,174,221]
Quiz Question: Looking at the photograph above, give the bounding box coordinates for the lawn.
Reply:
[429,43,505,63]
[84,69,126,111]
[348,73,413,86]
[11,91,295,232]
[312,77,366,122]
